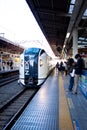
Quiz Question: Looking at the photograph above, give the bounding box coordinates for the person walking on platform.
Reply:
[56,62,59,70]
[68,58,75,91]
[73,54,85,94]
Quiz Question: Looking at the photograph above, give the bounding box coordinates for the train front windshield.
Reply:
[24,48,40,55]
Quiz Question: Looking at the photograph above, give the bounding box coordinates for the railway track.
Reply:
[0,75,18,87]
[0,87,39,130]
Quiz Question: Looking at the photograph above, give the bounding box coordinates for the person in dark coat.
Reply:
[10,60,13,69]
[73,54,85,94]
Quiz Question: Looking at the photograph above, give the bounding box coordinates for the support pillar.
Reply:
[72,28,78,59]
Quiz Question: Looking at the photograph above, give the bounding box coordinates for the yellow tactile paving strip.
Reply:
[59,73,74,130]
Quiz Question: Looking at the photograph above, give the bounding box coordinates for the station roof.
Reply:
[26,0,87,57]
[0,36,24,55]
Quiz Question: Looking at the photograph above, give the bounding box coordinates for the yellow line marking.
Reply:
[59,73,74,130]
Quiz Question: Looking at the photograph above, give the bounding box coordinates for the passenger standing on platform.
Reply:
[56,62,59,70]
[2,62,5,71]
[68,58,75,91]
[10,60,13,70]
[73,54,85,94]
[64,61,68,75]
[58,61,65,73]
[7,61,10,70]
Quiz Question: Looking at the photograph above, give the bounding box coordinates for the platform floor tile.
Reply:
[11,72,59,130]
[63,75,87,130]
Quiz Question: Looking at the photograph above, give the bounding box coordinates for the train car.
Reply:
[18,47,54,87]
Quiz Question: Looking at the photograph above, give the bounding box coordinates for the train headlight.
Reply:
[40,59,43,66]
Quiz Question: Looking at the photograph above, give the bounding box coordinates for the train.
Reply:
[18,47,55,87]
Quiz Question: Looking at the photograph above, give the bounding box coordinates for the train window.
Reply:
[40,50,45,55]
[25,56,29,61]
[29,55,35,60]
[24,48,40,54]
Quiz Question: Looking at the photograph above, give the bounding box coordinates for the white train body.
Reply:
[19,47,54,87]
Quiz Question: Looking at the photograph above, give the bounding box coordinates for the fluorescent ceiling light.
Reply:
[63,44,66,48]
[66,32,70,38]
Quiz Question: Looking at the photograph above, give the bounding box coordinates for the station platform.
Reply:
[11,69,87,130]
